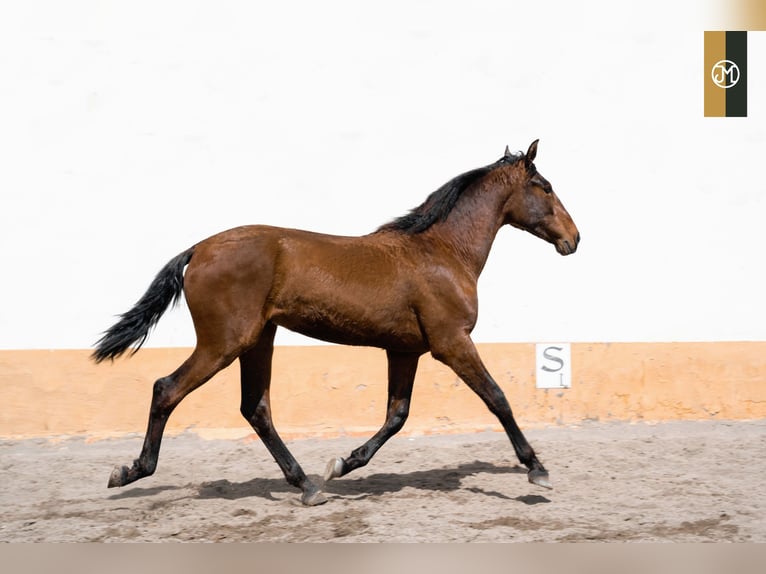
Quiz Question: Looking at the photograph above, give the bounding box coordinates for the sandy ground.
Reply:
[1,419,764,542]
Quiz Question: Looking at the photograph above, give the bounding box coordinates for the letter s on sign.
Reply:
[541,346,564,372]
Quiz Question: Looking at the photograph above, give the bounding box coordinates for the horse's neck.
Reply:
[429,184,507,278]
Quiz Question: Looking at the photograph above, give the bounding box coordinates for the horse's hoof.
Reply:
[302,490,328,506]
[324,457,344,481]
[528,469,553,490]
[107,465,129,488]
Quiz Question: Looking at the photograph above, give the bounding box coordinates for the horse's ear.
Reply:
[525,139,539,167]
[504,145,512,158]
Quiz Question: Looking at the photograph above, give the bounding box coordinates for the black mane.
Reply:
[376,152,523,234]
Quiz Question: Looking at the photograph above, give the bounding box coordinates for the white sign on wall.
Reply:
[535,343,571,389]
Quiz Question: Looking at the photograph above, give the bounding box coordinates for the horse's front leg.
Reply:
[431,334,551,489]
[324,350,420,481]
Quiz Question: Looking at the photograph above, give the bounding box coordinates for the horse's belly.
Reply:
[271,306,426,352]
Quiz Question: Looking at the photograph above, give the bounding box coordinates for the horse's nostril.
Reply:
[575,232,581,244]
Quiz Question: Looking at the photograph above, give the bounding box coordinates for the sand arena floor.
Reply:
[1,419,764,542]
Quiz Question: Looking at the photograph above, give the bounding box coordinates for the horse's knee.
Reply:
[239,399,256,422]
[242,400,273,435]
[253,405,272,434]
[482,385,512,416]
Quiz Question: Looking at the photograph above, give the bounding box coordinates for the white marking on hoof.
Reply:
[324,457,344,481]
[302,491,328,506]
[107,465,126,488]
[528,469,553,490]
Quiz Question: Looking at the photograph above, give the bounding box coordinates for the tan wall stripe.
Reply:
[1,342,765,440]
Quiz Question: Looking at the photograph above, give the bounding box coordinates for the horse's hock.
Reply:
[1,341,764,440]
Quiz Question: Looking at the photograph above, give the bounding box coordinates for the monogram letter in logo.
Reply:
[712,60,740,89]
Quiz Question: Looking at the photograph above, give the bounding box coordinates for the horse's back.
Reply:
[184,225,427,351]
[268,228,426,349]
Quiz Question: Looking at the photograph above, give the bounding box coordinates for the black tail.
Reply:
[92,248,195,363]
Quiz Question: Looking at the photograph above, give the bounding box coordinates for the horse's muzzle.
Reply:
[556,233,580,255]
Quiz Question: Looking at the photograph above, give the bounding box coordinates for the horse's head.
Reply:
[501,140,580,255]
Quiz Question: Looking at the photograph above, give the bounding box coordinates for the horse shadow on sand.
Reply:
[107,461,550,506]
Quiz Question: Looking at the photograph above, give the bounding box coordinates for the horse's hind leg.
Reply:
[325,350,419,481]
[239,322,326,506]
[107,348,231,488]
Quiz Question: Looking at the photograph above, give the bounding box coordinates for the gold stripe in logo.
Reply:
[704,31,727,117]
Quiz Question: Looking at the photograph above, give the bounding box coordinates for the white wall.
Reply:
[1,1,764,350]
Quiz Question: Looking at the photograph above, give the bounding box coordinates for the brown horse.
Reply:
[93,140,580,506]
